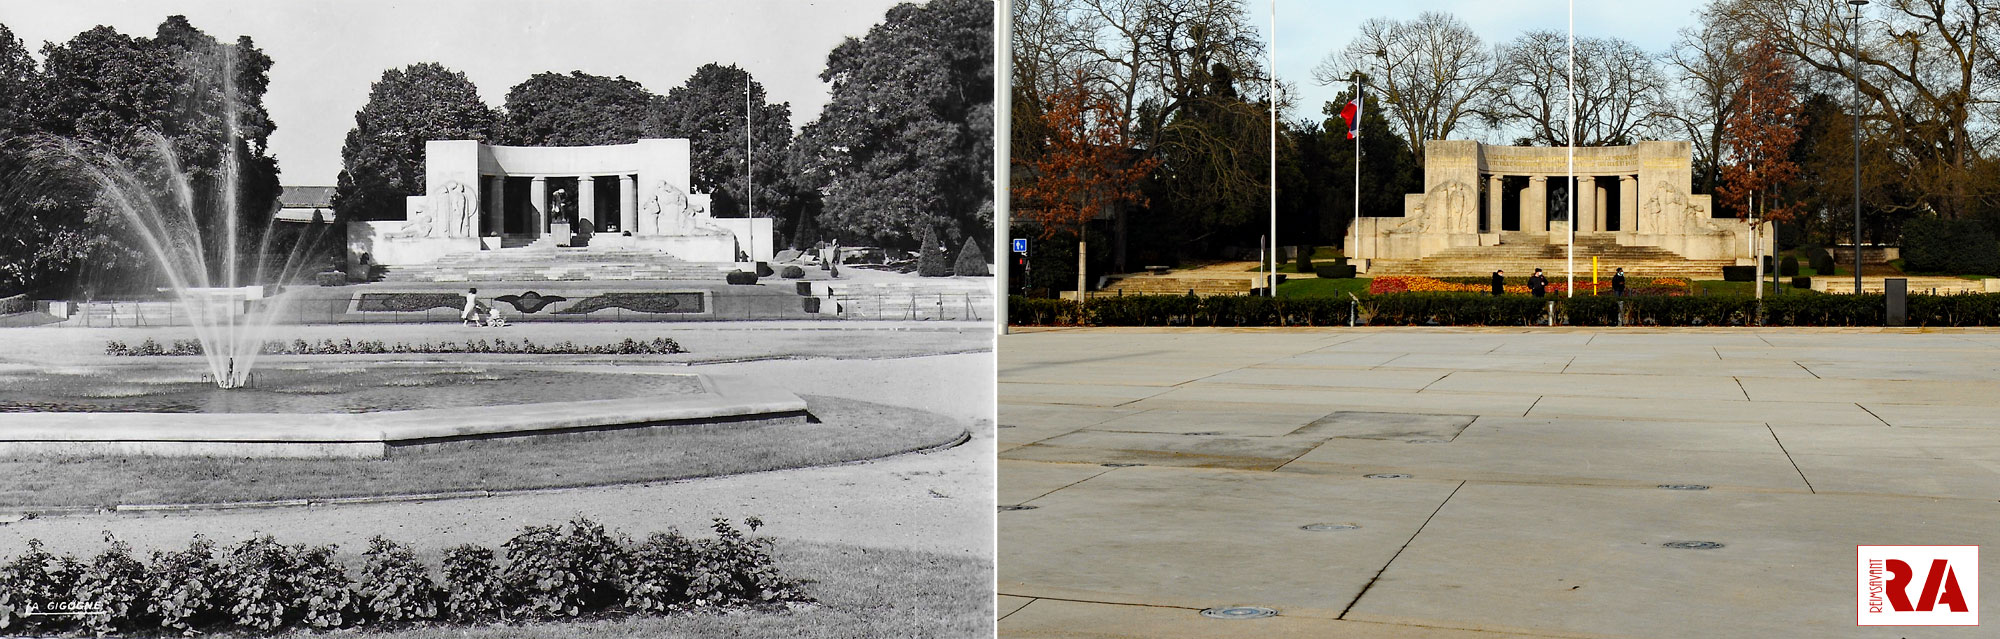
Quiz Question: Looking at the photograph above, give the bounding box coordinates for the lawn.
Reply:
[1276,277,1370,298]
[0,396,966,509]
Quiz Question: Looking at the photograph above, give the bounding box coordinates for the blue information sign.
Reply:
[1011,238,1028,253]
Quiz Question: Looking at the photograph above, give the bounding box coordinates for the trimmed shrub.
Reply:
[315,271,345,286]
[1780,256,1799,277]
[1791,276,1812,289]
[1808,246,1836,274]
[1722,265,1756,281]
[953,237,990,277]
[780,265,805,279]
[500,517,629,619]
[1007,292,2000,327]
[726,270,758,285]
[1902,217,2000,274]
[0,539,80,635]
[358,536,440,625]
[802,297,821,313]
[754,262,775,277]
[685,518,803,608]
[1295,247,1314,275]
[146,536,224,634]
[917,227,951,277]
[440,544,506,624]
[73,537,153,635]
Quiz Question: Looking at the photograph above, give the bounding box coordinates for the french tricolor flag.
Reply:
[1339,96,1363,140]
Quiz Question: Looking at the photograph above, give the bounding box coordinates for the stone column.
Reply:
[1575,176,1597,233]
[483,176,503,236]
[1619,175,1638,233]
[1524,175,1548,234]
[620,174,638,235]
[1595,179,1610,232]
[1486,175,1503,233]
[530,176,548,236]
[576,175,596,231]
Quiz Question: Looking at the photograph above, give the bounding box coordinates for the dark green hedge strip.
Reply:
[1011,293,2000,327]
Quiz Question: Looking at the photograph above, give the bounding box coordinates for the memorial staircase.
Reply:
[376,247,734,282]
[1366,233,1736,280]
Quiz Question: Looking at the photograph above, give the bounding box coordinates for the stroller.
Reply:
[481,305,508,327]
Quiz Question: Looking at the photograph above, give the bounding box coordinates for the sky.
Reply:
[1276,0,1706,124]
[1,0,912,186]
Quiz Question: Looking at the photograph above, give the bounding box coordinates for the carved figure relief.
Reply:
[434,180,473,238]
[646,181,692,236]
[390,202,433,239]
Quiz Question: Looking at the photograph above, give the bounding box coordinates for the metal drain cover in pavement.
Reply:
[1200,606,1278,620]
[1301,523,1361,531]
[1658,484,1709,491]
[1662,540,1725,550]
[1102,463,1147,467]
[998,505,1038,512]
[1364,473,1412,479]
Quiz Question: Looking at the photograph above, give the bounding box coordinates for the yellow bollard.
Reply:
[1591,256,1599,295]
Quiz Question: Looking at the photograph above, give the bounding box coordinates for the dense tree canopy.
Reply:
[333,63,493,223]
[494,71,661,147]
[0,16,279,297]
[654,63,794,221]
[802,0,993,247]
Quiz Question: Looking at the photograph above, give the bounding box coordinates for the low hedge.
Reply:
[1008,292,2000,327]
[0,517,804,636]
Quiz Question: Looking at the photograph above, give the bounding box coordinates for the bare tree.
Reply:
[1715,0,1999,218]
[1312,12,1499,160]
[1662,6,1749,194]
[1482,31,1670,147]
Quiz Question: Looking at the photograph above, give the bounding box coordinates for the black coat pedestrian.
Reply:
[1491,272,1505,296]
[1529,273,1547,297]
[1612,272,1627,296]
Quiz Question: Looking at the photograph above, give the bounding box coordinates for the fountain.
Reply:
[22,49,322,389]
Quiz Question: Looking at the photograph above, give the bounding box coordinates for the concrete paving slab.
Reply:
[1000,382,1173,407]
[1343,483,2000,639]
[1092,407,1332,437]
[1562,353,1814,378]
[1291,411,1478,442]
[1258,351,1412,368]
[1454,416,1782,454]
[999,599,1573,639]
[1740,376,2000,406]
[996,595,1035,621]
[1525,395,1882,426]
[1427,371,1748,401]
[1769,424,2000,460]
[1003,431,1323,471]
[1125,386,1541,419]
[1856,402,2000,429]
[998,459,1111,506]
[1002,363,1241,387]
[1370,353,1575,373]
[1279,440,1811,492]
[1785,453,2000,500]
[1198,367,1449,391]
[998,466,1459,618]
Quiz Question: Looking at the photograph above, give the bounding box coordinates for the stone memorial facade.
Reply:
[1346,140,1763,272]
[349,139,773,268]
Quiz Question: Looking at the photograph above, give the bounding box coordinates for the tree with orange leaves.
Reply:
[1716,41,1800,296]
[1014,74,1158,296]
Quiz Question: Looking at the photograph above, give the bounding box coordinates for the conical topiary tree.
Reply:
[953,237,989,276]
[917,226,950,277]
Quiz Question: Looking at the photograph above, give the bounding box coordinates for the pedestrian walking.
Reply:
[461,287,482,325]
[1529,269,1547,298]
[1491,269,1505,296]
[1612,267,1627,297]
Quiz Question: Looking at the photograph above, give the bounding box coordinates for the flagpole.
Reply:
[746,77,755,266]
[1352,73,1359,270]
[1267,0,1277,297]
[1565,0,1575,298]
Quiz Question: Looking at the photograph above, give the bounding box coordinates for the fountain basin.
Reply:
[0,369,806,458]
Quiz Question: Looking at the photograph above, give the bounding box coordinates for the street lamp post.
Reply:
[1849,0,1867,294]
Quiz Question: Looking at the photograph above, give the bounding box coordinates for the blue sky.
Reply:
[1276,0,1707,123]
[3,0,911,186]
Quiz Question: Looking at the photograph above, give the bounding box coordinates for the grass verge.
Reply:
[0,396,965,509]
[1276,277,1370,298]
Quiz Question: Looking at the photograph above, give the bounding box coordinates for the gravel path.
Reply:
[0,350,995,560]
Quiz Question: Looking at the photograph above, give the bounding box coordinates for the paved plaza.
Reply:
[998,328,2000,638]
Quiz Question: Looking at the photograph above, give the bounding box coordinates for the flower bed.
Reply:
[0,517,804,636]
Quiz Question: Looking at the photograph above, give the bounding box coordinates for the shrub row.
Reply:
[105,337,687,357]
[0,517,804,636]
[1010,293,2000,327]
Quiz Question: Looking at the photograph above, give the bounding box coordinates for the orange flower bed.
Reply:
[1370,276,1689,296]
